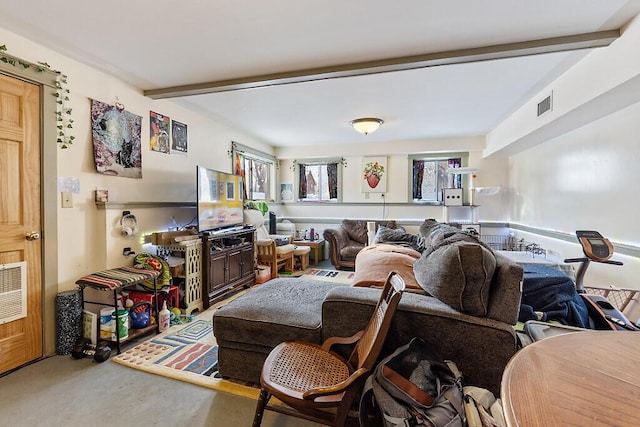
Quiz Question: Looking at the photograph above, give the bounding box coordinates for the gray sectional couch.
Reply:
[212,220,523,394]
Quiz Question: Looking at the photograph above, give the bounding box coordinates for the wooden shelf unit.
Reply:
[202,227,256,308]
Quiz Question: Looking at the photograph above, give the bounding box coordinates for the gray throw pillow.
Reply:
[414,241,496,316]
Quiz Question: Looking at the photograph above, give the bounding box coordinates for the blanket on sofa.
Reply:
[352,243,422,290]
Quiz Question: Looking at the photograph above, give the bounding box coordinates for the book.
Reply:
[82,310,98,346]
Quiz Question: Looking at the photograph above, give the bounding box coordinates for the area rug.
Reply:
[112,297,261,400]
[112,272,352,399]
[300,268,355,284]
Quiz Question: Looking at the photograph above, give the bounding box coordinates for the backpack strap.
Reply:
[359,376,375,427]
[444,360,467,421]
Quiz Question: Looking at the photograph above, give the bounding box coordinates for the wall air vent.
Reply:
[537,92,553,117]
[0,261,28,324]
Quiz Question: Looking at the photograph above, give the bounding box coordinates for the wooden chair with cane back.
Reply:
[244,208,295,279]
[252,271,406,427]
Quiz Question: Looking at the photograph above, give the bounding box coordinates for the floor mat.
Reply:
[112,293,260,400]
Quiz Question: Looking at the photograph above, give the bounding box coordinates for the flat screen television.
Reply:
[196,165,245,233]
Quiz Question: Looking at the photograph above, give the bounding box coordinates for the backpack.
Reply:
[359,337,466,427]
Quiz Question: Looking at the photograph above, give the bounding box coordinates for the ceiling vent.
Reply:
[537,92,553,117]
[0,261,28,324]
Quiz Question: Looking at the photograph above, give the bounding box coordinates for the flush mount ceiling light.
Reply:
[349,118,383,135]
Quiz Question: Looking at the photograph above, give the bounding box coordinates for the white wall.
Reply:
[276,137,510,223]
[507,101,640,318]
[488,14,640,318]
[0,27,273,293]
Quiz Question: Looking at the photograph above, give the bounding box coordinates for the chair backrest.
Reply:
[244,208,270,240]
[348,271,405,370]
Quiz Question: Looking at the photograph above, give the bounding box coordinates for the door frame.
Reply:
[1,57,59,355]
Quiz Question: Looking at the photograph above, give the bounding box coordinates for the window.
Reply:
[410,154,467,203]
[232,142,275,202]
[296,160,341,202]
[244,157,271,201]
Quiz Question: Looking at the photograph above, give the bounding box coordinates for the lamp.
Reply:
[350,117,383,135]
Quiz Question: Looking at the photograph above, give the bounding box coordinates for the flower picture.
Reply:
[361,156,387,192]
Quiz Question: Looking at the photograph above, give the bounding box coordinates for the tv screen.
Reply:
[196,165,244,233]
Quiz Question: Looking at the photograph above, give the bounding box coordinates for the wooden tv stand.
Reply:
[202,226,255,307]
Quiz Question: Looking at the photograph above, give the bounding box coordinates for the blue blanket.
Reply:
[518,264,590,328]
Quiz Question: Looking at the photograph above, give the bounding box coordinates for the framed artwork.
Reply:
[362,156,387,193]
[226,181,235,200]
[91,99,142,178]
[280,183,293,201]
[150,111,170,154]
[171,120,188,155]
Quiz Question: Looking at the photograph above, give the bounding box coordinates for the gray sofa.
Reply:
[212,221,523,394]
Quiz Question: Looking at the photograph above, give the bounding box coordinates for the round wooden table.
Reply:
[501,331,640,426]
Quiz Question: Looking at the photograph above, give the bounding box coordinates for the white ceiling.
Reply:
[1,0,640,148]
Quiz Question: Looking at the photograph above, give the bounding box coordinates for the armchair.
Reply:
[323,219,398,270]
[244,209,295,279]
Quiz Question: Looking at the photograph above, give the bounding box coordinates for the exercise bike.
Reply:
[524,230,638,342]
[563,230,638,331]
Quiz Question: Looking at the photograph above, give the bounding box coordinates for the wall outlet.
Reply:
[61,192,73,208]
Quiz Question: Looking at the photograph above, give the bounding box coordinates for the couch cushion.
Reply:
[340,241,366,260]
[341,219,369,244]
[213,278,340,348]
[414,241,496,316]
[341,219,398,245]
[353,243,423,290]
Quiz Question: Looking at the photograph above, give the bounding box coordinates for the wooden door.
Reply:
[0,73,42,374]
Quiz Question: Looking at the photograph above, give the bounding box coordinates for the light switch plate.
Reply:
[61,192,73,208]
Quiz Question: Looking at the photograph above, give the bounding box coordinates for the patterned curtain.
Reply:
[298,164,307,199]
[448,158,462,188]
[412,160,424,199]
[235,154,248,200]
[327,162,338,199]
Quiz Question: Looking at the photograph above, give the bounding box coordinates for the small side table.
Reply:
[292,239,325,266]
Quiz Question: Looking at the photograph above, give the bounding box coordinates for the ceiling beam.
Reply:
[145,30,619,99]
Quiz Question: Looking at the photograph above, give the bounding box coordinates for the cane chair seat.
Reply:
[266,341,350,402]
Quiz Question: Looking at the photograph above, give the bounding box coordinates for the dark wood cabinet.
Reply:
[202,227,255,307]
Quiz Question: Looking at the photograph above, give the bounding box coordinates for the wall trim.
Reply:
[509,223,640,258]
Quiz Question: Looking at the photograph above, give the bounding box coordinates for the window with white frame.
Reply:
[410,153,467,203]
[296,159,341,202]
[232,142,275,202]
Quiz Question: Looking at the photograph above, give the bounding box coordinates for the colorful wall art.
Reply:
[91,99,142,178]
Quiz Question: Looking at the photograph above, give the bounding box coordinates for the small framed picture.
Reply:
[95,190,109,202]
